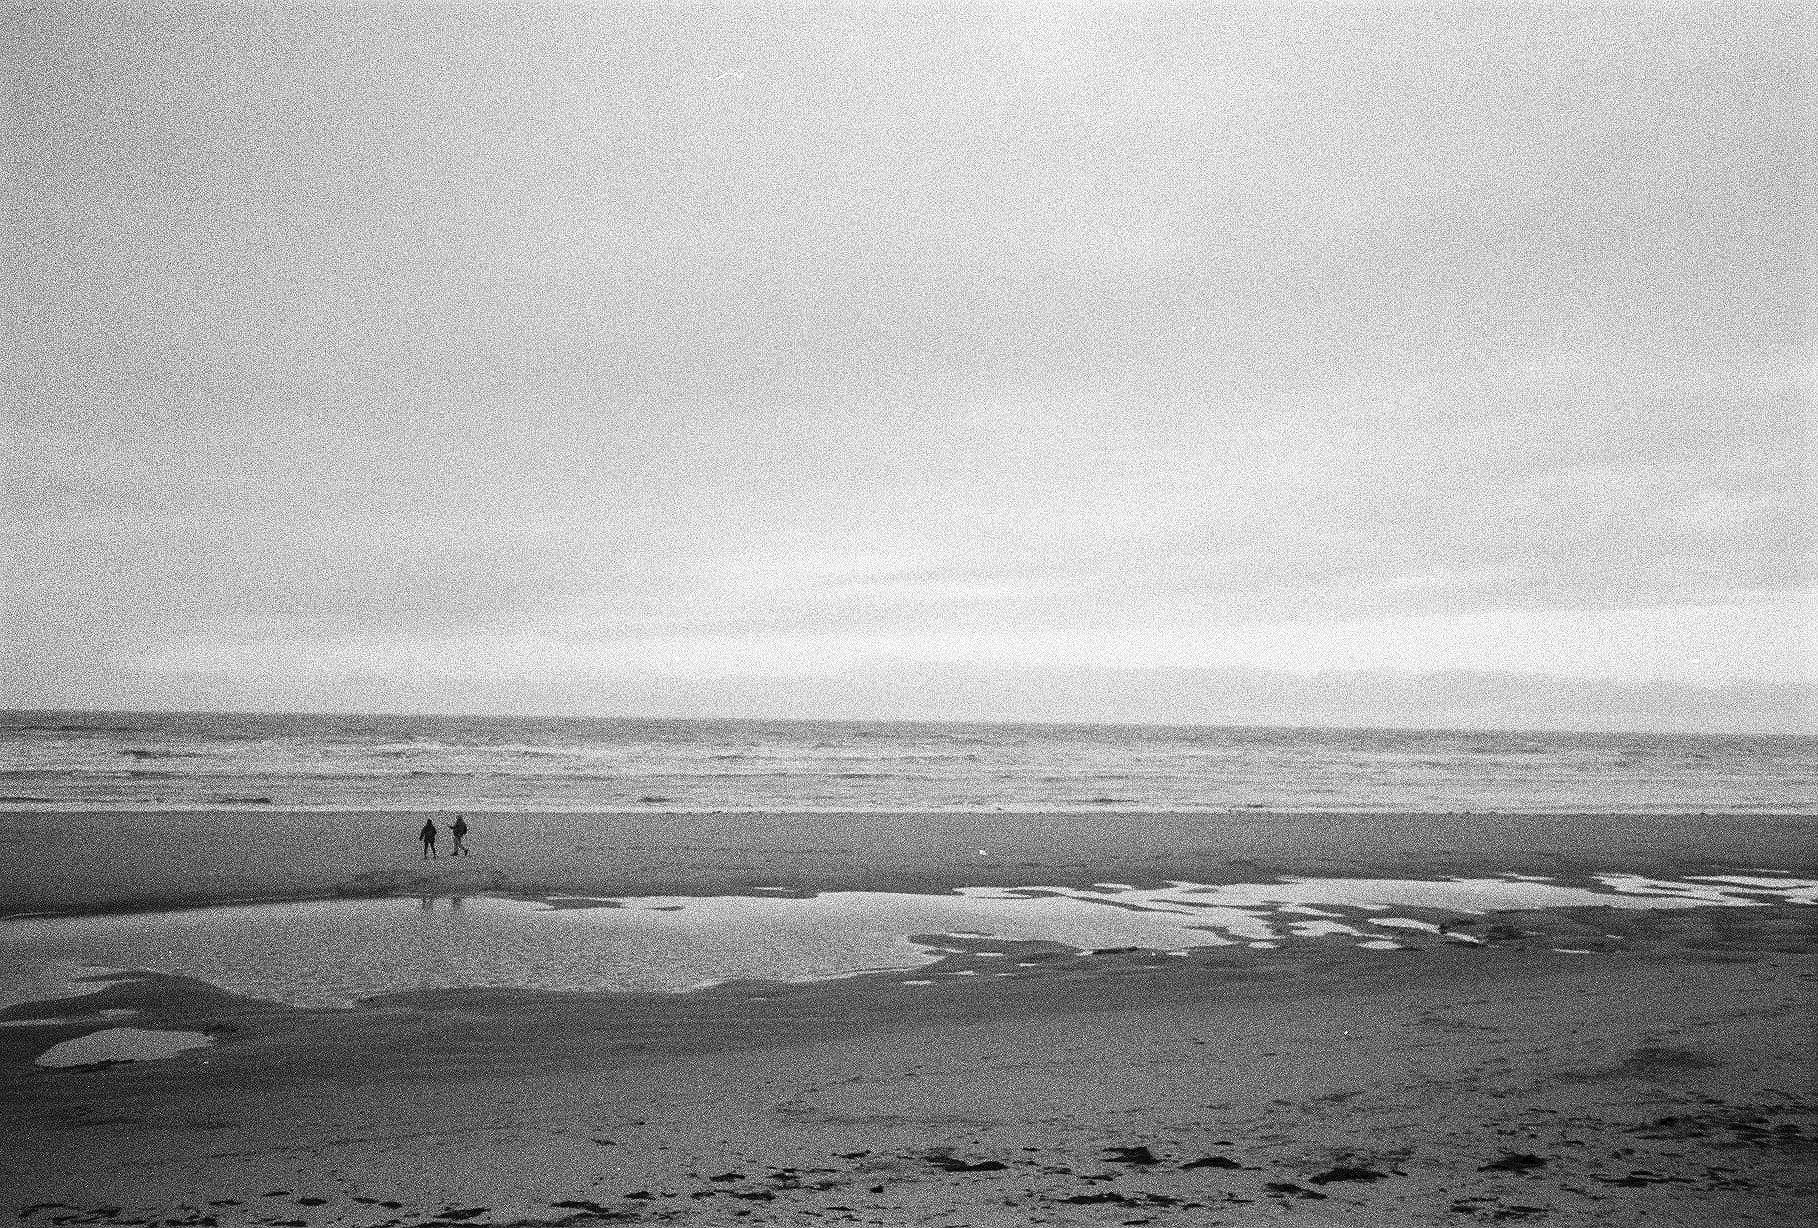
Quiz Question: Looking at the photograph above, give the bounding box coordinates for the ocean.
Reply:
[1,710,1812,814]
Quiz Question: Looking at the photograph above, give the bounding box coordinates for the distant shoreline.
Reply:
[8,705,1816,738]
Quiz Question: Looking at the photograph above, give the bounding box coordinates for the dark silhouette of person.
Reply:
[451,813,470,857]
[419,817,438,858]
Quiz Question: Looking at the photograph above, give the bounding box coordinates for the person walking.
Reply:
[419,817,438,858]
[450,813,470,857]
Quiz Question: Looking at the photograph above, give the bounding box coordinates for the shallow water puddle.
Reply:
[0,874,1809,1010]
[35,1027,212,1067]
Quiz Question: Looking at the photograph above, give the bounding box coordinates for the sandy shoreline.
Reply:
[2,809,1812,1224]
[2,901,1813,1225]
[3,808,1815,918]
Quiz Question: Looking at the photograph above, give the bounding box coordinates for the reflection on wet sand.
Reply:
[34,1026,213,1067]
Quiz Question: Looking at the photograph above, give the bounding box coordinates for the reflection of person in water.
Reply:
[451,813,470,857]
[419,817,438,858]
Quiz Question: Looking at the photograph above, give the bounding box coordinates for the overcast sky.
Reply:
[3,2,1813,731]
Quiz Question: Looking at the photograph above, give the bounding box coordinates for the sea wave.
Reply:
[2,711,1813,815]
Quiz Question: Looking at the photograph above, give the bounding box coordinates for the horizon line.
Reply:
[3,705,1812,741]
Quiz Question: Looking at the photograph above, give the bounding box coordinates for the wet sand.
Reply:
[3,808,1814,917]
[0,809,1813,1224]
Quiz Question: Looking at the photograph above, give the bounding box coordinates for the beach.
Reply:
[9,0,1812,1220]
[6,808,1815,918]
[1,808,1814,1226]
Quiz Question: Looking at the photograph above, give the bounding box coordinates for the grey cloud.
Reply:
[4,2,1811,726]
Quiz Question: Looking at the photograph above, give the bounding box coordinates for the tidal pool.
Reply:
[35,1027,214,1067]
[0,874,1809,1010]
